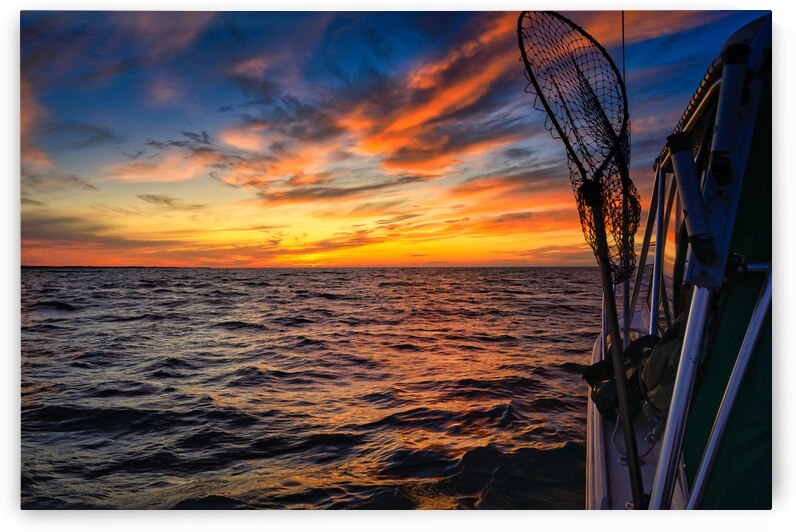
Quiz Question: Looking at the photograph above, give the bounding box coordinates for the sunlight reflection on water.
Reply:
[22,267,600,509]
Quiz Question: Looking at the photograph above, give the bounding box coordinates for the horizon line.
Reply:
[21,264,599,269]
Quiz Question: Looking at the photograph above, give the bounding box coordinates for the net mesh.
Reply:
[518,11,640,283]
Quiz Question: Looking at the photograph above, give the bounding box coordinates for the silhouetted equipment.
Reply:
[517,10,645,509]
[517,11,640,283]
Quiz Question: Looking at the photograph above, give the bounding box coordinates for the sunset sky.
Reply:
[20,10,767,267]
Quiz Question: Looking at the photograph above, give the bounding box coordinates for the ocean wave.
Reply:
[89,381,161,398]
[441,376,543,400]
[377,448,459,479]
[388,343,422,351]
[30,300,79,312]
[22,404,184,433]
[272,316,315,327]
[22,267,599,509]
[214,320,269,331]
[172,495,253,510]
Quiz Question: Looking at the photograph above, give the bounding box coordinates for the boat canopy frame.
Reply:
[589,14,772,510]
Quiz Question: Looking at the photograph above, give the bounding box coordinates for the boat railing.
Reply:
[598,14,771,509]
[625,74,723,342]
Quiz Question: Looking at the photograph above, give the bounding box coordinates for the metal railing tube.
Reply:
[709,44,750,186]
[658,79,722,172]
[668,133,717,265]
[649,286,713,509]
[685,273,772,509]
[659,180,679,328]
[650,167,666,335]
[623,278,631,348]
[629,166,659,321]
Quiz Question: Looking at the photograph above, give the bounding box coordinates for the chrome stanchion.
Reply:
[649,166,666,335]
[649,286,712,509]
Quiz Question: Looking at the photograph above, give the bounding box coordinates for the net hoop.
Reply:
[517,10,640,283]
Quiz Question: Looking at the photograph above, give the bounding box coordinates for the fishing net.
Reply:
[518,11,640,283]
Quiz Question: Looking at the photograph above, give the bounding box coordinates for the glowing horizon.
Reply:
[20,11,766,267]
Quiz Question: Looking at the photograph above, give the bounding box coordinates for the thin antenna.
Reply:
[622,11,626,82]
[621,10,630,351]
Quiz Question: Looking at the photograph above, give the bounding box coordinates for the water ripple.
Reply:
[22,267,601,509]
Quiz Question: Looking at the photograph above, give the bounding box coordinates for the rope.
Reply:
[611,410,660,459]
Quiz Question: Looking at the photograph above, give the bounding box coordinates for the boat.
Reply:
[584,13,772,509]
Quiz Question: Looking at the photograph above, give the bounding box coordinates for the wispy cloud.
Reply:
[136,194,205,211]
[114,12,215,59]
[23,170,99,194]
[39,121,125,150]
[104,151,221,182]
[20,78,51,169]
[499,243,595,264]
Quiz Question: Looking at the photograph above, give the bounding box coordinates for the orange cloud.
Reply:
[395,22,516,131]
[104,151,222,182]
[148,78,188,106]
[501,243,595,265]
[230,52,292,78]
[393,56,515,134]
[20,79,51,169]
[332,12,521,176]
[219,124,269,152]
[114,12,215,60]
[379,134,522,174]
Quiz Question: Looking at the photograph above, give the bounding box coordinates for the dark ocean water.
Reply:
[21,267,602,509]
